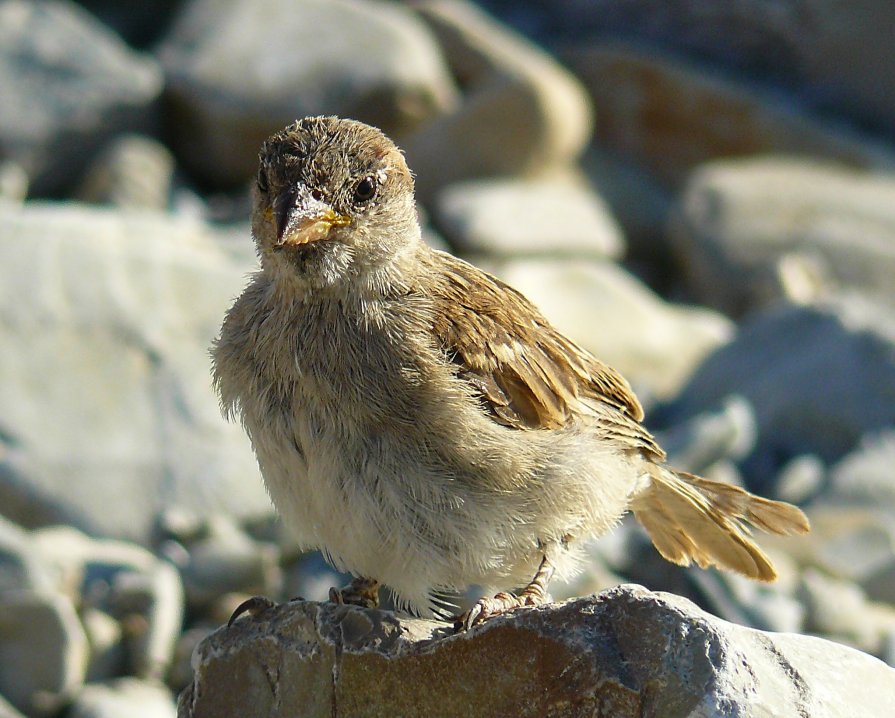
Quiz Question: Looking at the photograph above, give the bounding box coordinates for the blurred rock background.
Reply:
[1,0,894,715]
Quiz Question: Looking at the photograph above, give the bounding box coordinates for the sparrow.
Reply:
[212,116,809,630]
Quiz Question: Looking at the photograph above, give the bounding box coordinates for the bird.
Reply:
[212,116,809,630]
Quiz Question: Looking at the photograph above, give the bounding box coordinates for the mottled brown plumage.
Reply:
[214,116,809,630]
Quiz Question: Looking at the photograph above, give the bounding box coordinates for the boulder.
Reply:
[0,0,162,194]
[158,0,456,187]
[0,201,271,543]
[668,158,895,316]
[178,585,895,717]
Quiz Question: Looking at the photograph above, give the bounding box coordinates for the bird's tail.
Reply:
[631,465,810,581]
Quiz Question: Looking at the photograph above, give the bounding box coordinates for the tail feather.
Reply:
[631,466,810,582]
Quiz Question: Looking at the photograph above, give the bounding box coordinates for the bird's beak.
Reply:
[273,189,351,247]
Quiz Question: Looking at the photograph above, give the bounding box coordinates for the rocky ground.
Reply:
[1,1,895,716]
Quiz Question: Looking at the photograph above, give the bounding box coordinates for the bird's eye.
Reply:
[310,188,324,202]
[256,168,269,194]
[353,175,377,203]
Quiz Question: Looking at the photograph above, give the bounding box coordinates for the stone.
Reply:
[68,678,176,718]
[0,201,271,543]
[661,295,895,487]
[76,135,176,210]
[158,0,456,187]
[175,516,282,613]
[827,429,895,509]
[480,258,733,399]
[0,694,26,718]
[32,526,184,680]
[81,607,125,682]
[668,158,895,316]
[434,171,624,258]
[405,0,593,201]
[520,0,895,137]
[0,515,53,594]
[578,145,673,266]
[178,586,895,718]
[798,569,895,657]
[0,161,28,202]
[563,42,895,188]
[0,0,163,194]
[0,590,89,717]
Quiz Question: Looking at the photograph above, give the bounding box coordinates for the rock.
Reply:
[480,258,733,399]
[405,0,593,201]
[827,429,895,509]
[0,590,89,716]
[434,171,623,258]
[73,0,181,49]
[0,161,28,202]
[178,586,895,718]
[798,569,895,657]
[81,607,125,682]
[68,678,175,718]
[563,42,895,188]
[0,515,53,593]
[168,625,215,693]
[668,158,895,316]
[76,135,175,210]
[578,145,673,266]
[158,0,456,187]
[521,0,895,137]
[0,694,26,718]
[0,0,163,194]
[173,516,281,613]
[654,395,756,475]
[32,526,184,680]
[0,201,271,542]
[660,295,895,487]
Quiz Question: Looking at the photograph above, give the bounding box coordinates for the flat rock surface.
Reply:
[179,585,895,718]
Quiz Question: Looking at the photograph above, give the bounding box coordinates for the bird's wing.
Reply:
[423,250,665,460]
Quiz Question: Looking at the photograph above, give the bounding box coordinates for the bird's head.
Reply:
[252,116,421,292]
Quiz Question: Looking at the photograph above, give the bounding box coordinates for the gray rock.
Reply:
[406,0,593,201]
[0,162,28,202]
[68,678,175,718]
[563,42,895,189]
[533,0,895,138]
[0,590,88,717]
[175,516,282,612]
[32,526,184,681]
[0,201,271,542]
[579,145,673,262]
[76,135,175,211]
[81,607,125,682]
[167,625,215,692]
[0,693,26,718]
[827,430,895,509]
[661,295,895,485]
[798,569,895,657]
[0,0,162,194]
[669,159,895,316]
[480,258,733,399]
[434,171,624,258]
[178,586,895,718]
[0,515,52,593]
[159,0,456,187]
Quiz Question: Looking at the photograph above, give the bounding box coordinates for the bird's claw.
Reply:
[227,595,277,627]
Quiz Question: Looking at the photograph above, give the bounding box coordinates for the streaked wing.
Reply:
[423,250,665,461]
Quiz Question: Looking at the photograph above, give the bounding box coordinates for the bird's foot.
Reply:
[454,556,555,632]
[328,576,380,609]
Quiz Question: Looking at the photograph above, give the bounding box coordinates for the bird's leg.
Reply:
[455,555,555,631]
[328,576,381,609]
